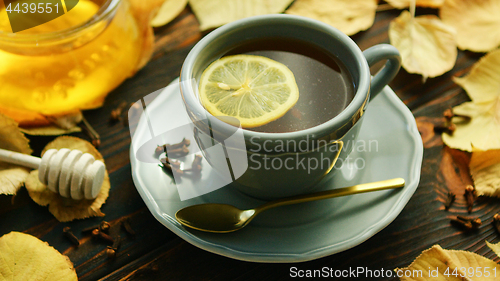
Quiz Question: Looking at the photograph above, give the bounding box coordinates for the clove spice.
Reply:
[443,108,471,121]
[120,217,136,237]
[80,116,101,148]
[433,121,456,135]
[63,227,80,246]
[155,138,191,156]
[100,221,111,233]
[92,228,114,244]
[492,214,500,235]
[166,145,189,157]
[189,154,202,174]
[109,101,128,123]
[443,108,454,119]
[456,215,482,228]
[160,157,183,175]
[464,185,475,213]
[106,236,122,259]
[444,192,456,210]
[450,216,481,230]
[81,224,100,233]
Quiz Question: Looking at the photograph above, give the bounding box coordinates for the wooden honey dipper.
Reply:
[0,148,105,200]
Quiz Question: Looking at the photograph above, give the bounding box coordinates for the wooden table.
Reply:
[2,6,499,281]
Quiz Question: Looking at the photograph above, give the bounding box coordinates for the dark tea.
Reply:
[226,38,355,133]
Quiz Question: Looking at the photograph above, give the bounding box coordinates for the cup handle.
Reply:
[363,44,401,99]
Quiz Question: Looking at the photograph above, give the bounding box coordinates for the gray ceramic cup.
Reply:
[180,14,401,200]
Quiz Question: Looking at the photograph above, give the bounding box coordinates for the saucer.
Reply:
[130,80,423,263]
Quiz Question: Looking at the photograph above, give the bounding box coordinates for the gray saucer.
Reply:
[130,80,423,262]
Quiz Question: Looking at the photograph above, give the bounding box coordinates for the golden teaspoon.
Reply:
[175,178,405,233]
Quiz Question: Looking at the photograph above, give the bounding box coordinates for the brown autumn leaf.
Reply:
[0,232,78,281]
[395,244,500,280]
[286,0,377,36]
[389,10,457,80]
[440,0,500,52]
[442,49,500,152]
[150,0,188,27]
[386,0,444,8]
[469,148,500,197]
[25,136,110,222]
[0,113,32,195]
[190,0,294,31]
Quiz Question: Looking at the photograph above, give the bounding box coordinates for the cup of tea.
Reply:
[180,14,401,200]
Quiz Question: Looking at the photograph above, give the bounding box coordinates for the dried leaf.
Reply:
[389,11,457,80]
[20,125,81,136]
[190,0,294,31]
[442,49,500,151]
[47,111,82,130]
[20,111,82,136]
[440,0,500,52]
[486,241,500,259]
[0,232,78,281]
[0,113,32,195]
[286,0,377,36]
[0,114,32,154]
[0,165,30,196]
[0,98,81,131]
[396,244,500,280]
[0,106,50,127]
[25,136,110,222]
[469,148,500,197]
[386,0,444,8]
[150,0,188,27]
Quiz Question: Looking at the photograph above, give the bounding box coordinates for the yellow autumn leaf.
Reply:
[440,0,500,52]
[486,241,500,259]
[25,136,110,222]
[286,0,377,36]
[469,148,500,197]
[189,0,294,31]
[386,0,444,8]
[20,111,82,136]
[20,125,81,136]
[396,244,500,280]
[442,49,500,152]
[0,113,32,195]
[389,10,457,80]
[0,232,78,281]
[150,0,188,27]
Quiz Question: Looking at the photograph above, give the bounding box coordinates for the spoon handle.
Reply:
[256,178,405,213]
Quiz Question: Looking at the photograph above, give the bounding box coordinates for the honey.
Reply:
[0,0,142,120]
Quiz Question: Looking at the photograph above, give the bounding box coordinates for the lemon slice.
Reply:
[199,55,299,128]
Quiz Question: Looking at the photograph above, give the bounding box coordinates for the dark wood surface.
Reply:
[2,5,500,281]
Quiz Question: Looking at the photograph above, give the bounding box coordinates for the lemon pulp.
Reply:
[199,55,299,128]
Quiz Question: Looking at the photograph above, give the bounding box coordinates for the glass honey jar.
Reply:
[0,0,142,124]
